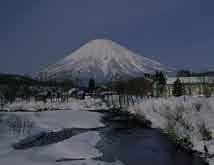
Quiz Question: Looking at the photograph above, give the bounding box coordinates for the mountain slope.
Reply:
[42,39,167,83]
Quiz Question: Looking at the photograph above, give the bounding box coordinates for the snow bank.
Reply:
[0,131,124,165]
[0,110,124,165]
[0,111,104,161]
[2,97,108,112]
[127,97,214,164]
[0,110,104,138]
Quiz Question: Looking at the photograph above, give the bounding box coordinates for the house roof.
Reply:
[167,77,214,85]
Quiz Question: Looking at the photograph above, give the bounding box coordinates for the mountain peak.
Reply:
[82,39,116,50]
[89,38,114,43]
[42,39,167,84]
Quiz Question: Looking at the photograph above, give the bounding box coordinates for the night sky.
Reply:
[0,0,214,74]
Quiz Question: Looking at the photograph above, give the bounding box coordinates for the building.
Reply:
[166,76,214,96]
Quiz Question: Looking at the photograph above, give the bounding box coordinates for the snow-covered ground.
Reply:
[1,95,209,164]
[127,96,214,164]
[0,110,124,165]
[0,97,120,164]
[1,97,108,112]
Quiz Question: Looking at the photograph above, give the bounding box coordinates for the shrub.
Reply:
[198,122,212,141]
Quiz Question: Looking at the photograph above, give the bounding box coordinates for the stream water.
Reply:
[95,111,206,165]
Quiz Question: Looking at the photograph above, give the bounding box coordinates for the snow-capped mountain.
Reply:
[41,39,168,83]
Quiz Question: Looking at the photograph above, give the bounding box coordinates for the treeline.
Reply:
[108,77,152,96]
[0,73,74,88]
[0,74,74,103]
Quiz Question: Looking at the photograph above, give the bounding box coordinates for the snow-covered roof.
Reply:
[167,76,214,85]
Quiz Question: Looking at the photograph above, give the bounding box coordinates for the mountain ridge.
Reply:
[41,39,168,83]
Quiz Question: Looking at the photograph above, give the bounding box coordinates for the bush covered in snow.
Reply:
[127,97,214,162]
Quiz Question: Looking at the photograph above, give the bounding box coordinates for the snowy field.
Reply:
[0,110,124,165]
[0,96,210,164]
[127,96,214,164]
[1,97,108,112]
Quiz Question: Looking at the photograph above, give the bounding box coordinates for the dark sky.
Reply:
[0,0,214,74]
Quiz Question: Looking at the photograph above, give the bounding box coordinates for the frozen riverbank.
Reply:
[0,96,209,165]
[0,108,206,165]
[127,97,214,164]
[0,110,125,165]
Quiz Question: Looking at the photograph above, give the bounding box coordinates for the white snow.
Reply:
[0,132,101,162]
[2,97,108,112]
[0,110,104,136]
[0,109,126,165]
[0,131,123,165]
[0,97,109,165]
[42,39,167,82]
[127,97,214,164]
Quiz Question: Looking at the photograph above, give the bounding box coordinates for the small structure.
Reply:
[166,76,214,96]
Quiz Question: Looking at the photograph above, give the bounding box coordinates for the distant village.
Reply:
[0,70,214,109]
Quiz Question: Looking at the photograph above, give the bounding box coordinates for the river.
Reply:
[95,111,206,165]
[0,109,206,165]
